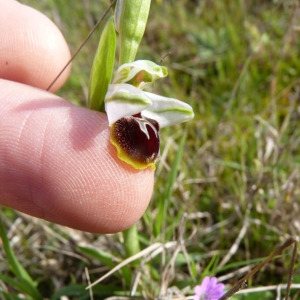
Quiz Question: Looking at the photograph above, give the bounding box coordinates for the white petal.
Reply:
[141,92,194,128]
[105,84,152,125]
[113,60,168,89]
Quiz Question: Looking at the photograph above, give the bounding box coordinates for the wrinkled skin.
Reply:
[0,0,154,233]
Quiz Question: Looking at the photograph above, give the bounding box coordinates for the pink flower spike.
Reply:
[194,276,225,300]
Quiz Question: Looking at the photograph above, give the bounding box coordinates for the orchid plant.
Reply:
[88,0,194,170]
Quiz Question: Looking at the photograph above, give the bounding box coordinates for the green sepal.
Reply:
[113,60,168,89]
[115,0,151,65]
[88,16,116,112]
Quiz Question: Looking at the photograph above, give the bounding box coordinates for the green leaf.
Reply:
[88,16,116,112]
[0,217,42,299]
[78,245,115,268]
[154,132,187,237]
[115,0,151,65]
[0,274,39,299]
[50,284,88,300]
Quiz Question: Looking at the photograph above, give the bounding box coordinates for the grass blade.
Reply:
[0,217,42,299]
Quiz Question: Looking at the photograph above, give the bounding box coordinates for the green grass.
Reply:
[1,0,300,299]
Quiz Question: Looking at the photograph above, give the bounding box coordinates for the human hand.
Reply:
[0,0,154,233]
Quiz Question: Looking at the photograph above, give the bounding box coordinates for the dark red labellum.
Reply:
[111,113,160,165]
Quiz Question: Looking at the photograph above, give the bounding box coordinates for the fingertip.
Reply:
[0,0,71,91]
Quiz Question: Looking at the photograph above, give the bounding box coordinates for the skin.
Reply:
[0,0,154,233]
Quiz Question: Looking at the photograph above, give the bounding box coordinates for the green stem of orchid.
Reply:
[116,0,151,258]
[123,224,141,258]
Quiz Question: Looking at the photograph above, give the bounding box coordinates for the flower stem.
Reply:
[123,223,141,258]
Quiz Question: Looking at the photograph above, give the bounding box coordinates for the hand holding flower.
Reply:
[0,0,154,233]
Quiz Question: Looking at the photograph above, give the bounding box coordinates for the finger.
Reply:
[0,80,154,233]
[0,0,71,92]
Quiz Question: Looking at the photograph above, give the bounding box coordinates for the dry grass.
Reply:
[1,0,300,299]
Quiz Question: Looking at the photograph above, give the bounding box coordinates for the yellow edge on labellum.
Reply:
[110,125,156,170]
[109,113,160,170]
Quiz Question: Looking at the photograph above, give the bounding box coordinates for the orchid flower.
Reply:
[105,60,194,170]
[88,2,194,170]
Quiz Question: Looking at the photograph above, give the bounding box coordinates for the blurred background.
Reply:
[1,0,300,299]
